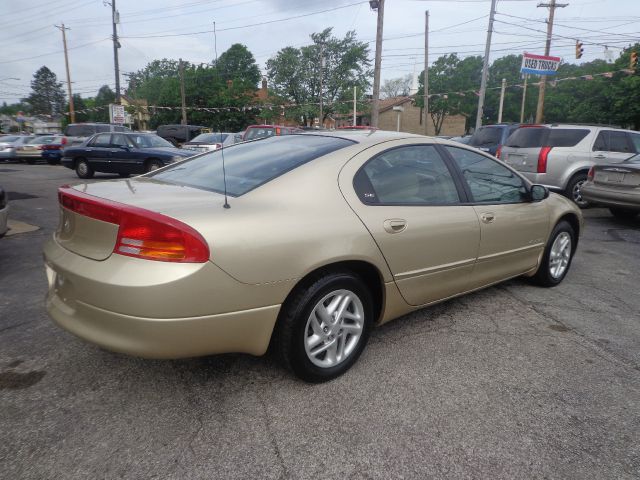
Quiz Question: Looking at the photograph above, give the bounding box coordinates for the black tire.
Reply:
[274,270,374,383]
[609,208,638,220]
[75,158,94,179]
[531,220,576,287]
[118,173,131,178]
[145,159,162,173]
[565,172,589,208]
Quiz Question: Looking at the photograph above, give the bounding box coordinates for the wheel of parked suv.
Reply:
[274,270,374,382]
[609,208,638,220]
[75,159,94,179]
[531,220,575,287]
[146,159,162,172]
[565,173,589,208]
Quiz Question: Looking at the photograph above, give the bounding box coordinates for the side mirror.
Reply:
[530,184,549,202]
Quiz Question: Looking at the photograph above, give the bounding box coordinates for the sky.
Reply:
[1,0,638,104]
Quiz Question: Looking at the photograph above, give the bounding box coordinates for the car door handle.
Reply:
[480,212,495,224]
[383,219,407,233]
[85,148,92,152]
[594,154,606,159]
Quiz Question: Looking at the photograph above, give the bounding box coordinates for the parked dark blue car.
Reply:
[467,123,520,158]
[62,132,196,178]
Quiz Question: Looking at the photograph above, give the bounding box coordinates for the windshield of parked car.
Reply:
[129,134,174,148]
[27,136,58,145]
[65,124,97,137]
[468,127,502,147]
[190,133,228,143]
[150,135,355,196]
[245,127,275,141]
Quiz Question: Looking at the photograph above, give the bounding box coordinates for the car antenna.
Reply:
[219,129,230,209]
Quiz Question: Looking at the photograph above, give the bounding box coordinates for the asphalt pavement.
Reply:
[1,163,639,479]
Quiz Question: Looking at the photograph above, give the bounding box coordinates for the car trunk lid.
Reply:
[56,179,224,261]
[593,165,640,188]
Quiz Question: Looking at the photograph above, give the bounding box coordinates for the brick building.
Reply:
[377,96,466,136]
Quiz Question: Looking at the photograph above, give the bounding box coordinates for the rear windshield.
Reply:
[28,136,58,144]
[129,134,173,148]
[190,133,228,143]
[151,135,355,196]
[468,126,502,147]
[65,124,96,137]
[506,127,590,148]
[245,127,275,141]
[505,127,549,148]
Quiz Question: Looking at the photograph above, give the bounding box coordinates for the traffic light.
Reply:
[575,40,584,59]
[631,51,638,70]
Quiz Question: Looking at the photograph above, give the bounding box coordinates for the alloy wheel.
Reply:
[549,232,572,279]
[303,289,364,368]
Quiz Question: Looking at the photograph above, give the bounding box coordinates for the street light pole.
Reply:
[423,10,429,135]
[370,0,385,128]
[110,0,121,104]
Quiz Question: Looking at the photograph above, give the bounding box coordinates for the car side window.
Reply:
[609,131,633,153]
[445,146,528,204]
[90,133,112,147]
[630,133,640,153]
[593,131,608,151]
[354,145,461,205]
[111,134,131,148]
[96,125,110,133]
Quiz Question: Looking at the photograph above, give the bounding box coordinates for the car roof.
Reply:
[297,129,435,147]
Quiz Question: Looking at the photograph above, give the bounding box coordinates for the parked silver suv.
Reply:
[501,124,639,207]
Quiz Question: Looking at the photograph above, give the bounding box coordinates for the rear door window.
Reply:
[151,135,355,196]
[504,127,549,148]
[90,133,112,147]
[65,124,96,137]
[594,130,634,153]
[629,133,640,152]
[354,145,461,205]
[547,129,589,147]
[96,125,111,133]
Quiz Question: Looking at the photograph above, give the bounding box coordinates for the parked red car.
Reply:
[242,125,302,141]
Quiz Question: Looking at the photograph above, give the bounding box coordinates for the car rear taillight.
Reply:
[587,166,594,181]
[495,145,502,159]
[537,146,552,173]
[58,187,209,263]
[37,145,44,150]
[61,137,68,145]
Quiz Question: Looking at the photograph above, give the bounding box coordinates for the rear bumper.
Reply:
[43,236,287,358]
[46,288,280,358]
[581,184,640,211]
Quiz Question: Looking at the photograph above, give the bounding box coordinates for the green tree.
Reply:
[24,66,65,116]
[416,54,483,134]
[266,28,372,125]
[215,43,261,88]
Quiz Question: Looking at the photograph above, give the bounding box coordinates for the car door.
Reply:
[443,146,550,288]
[592,130,635,165]
[85,133,112,171]
[339,142,481,306]
[109,133,138,174]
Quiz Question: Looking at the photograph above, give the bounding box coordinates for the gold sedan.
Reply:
[44,131,583,382]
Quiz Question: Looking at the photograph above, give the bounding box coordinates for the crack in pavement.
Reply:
[258,387,289,480]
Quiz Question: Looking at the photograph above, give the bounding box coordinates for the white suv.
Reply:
[501,124,640,207]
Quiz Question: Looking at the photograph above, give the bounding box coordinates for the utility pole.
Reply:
[535,0,567,123]
[319,44,324,128]
[179,59,187,125]
[55,23,75,123]
[520,74,528,123]
[353,86,357,126]
[110,0,121,104]
[423,10,429,135]
[475,0,498,130]
[370,0,385,128]
[497,78,506,123]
